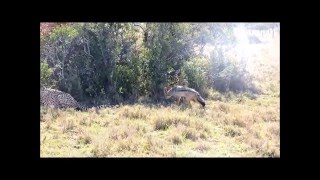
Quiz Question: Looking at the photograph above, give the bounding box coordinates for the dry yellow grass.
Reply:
[40,92,279,157]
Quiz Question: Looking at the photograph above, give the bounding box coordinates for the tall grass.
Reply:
[40,93,279,157]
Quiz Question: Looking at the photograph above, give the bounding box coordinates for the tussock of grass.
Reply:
[78,134,92,145]
[218,103,230,113]
[154,117,170,131]
[267,122,280,136]
[194,141,211,152]
[232,118,247,128]
[119,105,148,120]
[183,128,199,141]
[108,125,137,140]
[61,119,75,133]
[77,129,92,145]
[224,126,242,137]
[170,133,183,145]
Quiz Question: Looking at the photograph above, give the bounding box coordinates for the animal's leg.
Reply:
[176,97,181,105]
[184,99,190,108]
[179,97,185,105]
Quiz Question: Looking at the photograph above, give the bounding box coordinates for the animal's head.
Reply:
[164,87,173,99]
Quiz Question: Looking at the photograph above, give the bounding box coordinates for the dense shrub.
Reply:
[182,57,209,97]
[40,62,55,88]
[40,22,271,104]
[209,47,258,94]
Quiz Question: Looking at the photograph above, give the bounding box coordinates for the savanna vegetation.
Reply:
[40,22,280,157]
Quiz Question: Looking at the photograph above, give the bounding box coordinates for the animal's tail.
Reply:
[196,94,206,107]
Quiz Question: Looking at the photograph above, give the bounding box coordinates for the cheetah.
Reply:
[40,88,109,111]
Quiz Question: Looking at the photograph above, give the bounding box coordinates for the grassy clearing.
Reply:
[40,33,279,157]
[40,92,279,157]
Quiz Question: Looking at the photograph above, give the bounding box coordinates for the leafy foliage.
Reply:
[40,62,55,88]
[182,57,209,97]
[40,22,264,104]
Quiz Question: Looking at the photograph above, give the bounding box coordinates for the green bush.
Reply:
[40,62,55,88]
[49,24,79,41]
[182,56,209,97]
